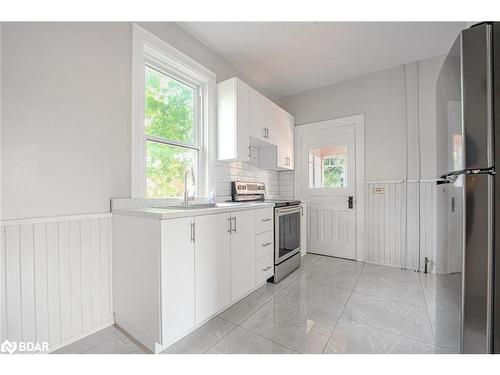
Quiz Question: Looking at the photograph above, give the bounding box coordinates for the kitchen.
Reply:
[0,8,499,371]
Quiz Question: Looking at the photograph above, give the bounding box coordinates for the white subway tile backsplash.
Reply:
[278,171,295,200]
[215,161,281,201]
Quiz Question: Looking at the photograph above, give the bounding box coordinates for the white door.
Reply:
[300,124,357,259]
[230,210,256,302]
[161,217,195,346]
[194,213,231,323]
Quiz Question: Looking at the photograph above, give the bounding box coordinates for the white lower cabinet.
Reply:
[160,217,195,347]
[256,255,274,285]
[230,210,256,302]
[254,207,275,286]
[113,206,275,353]
[255,231,274,259]
[194,213,231,323]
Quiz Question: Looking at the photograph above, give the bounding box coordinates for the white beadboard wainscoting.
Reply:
[364,180,437,272]
[364,181,406,267]
[0,213,113,352]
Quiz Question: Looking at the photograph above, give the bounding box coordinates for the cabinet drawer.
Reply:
[256,254,274,286]
[255,231,274,260]
[255,208,273,234]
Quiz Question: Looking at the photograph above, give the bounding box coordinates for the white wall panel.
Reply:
[364,181,437,271]
[419,182,437,272]
[0,213,113,352]
[364,182,405,267]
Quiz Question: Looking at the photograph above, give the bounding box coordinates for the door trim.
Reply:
[295,114,365,262]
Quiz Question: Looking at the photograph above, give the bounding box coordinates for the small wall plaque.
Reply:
[373,187,384,194]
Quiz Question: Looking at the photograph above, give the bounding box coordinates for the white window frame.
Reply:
[131,24,216,199]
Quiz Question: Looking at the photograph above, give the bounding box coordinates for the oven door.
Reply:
[275,205,301,264]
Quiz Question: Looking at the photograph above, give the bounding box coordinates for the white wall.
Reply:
[1,23,132,219]
[280,65,407,181]
[279,55,446,272]
[279,55,445,182]
[0,22,283,351]
[0,22,277,221]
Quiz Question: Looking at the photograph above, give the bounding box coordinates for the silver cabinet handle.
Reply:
[262,218,271,222]
[190,222,195,242]
[231,216,237,233]
[300,206,303,216]
[262,242,272,247]
[227,217,232,233]
[263,127,267,138]
[262,266,271,271]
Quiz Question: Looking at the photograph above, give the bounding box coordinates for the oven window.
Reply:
[278,211,301,259]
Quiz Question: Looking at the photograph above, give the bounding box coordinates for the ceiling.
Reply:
[178,22,466,98]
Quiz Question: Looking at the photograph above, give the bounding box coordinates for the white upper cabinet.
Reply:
[248,86,267,142]
[285,112,295,170]
[217,78,250,162]
[259,106,295,171]
[217,77,294,170]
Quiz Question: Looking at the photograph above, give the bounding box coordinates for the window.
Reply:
[144,66,200,198]
[132,25,216,199]
[309,146,347,189]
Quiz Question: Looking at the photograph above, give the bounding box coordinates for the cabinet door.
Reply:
[230,210,256,301]
[286,113,295,170]
[300,204,307,255]
[266,99,282,146]
[161,217,195,346]
[249,87,267,141]
[276,107,288,169]
[217,78,249,162]
[235,79,250,161]
[195,213,231,323]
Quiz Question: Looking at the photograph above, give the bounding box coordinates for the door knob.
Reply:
[348,196,354,209]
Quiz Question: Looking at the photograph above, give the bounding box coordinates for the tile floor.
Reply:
[55,254,461,354]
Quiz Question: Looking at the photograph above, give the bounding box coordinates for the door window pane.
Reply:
[144,66,196,145]
[308,145,347,188]
[146,140,198,198]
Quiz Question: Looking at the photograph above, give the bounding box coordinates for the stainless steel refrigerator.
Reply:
[436,22,499,354]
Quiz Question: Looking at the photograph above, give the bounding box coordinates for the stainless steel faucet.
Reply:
[184,167,196,206]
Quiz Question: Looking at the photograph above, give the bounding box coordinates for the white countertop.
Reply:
[112,202,275,220]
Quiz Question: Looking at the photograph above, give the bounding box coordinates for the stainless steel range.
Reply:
[232,181,301,283]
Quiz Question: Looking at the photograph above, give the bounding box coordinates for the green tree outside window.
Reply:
[144,66,198,198]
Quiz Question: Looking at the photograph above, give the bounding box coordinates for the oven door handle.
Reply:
[275,206,301,215]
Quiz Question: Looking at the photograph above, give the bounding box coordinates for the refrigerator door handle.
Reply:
[438,167,496,184]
